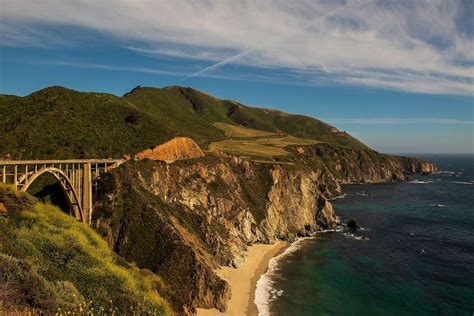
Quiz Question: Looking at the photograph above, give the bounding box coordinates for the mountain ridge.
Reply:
[0,84,438,315]
[0,85,368,160]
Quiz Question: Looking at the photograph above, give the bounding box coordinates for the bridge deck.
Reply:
[0,159,123,165]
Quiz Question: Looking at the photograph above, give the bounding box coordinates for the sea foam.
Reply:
[409,180,433,184]
[255,228,353,314]
[254,237,313,316]
[330,194,347,200]
[433,170,456,175]
[451,181,472,185]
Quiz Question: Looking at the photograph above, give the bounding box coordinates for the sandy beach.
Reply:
[197,241,289,316]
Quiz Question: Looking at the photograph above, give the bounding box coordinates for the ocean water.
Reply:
[257,154,474,316]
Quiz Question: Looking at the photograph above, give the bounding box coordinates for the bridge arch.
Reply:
[1,159,123,225]
[20,167,84,221]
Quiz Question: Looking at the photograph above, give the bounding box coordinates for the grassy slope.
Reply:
[0,187,172,315]
[209,136,321,158]
[212,122,277,138]
[210,122,322,158]
[222,101,368,149]
[0,85,368,160]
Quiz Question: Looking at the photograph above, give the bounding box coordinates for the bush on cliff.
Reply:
[0,188,172,315]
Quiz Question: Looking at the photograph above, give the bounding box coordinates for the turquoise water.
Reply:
[266,155,474,315]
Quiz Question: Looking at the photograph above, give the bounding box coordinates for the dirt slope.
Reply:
[135,137,205,161]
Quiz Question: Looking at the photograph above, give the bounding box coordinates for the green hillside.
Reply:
[0,186,172,315]
[0,85,368,159]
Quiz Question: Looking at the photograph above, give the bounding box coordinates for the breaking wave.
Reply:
[254,237,313,316]
[451,181,472,185]
[330,194,347,200]
[409,180,433,184]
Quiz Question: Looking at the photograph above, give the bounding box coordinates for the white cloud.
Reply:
[1,0,473,95]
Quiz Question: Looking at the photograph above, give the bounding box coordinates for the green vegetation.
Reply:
[212,122,277,138]
[209,136,320,158]
[0,85,368,160]
[210,122,323,158]
[0,183,16,191]
[0,188,172,315]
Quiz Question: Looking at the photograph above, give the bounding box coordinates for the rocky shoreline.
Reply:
[196,241,289,316]
[90,144,436,315]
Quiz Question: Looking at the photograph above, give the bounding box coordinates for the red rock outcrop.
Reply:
[135,137,205,161]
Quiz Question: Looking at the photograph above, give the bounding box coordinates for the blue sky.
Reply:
[1,0,473,154]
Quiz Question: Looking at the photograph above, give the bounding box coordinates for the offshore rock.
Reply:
[347,219,360,230]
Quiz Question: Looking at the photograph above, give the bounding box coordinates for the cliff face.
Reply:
[292,145,437,184]
[91,146,435,315]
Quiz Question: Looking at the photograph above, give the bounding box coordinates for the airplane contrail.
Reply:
[182,0,373,80]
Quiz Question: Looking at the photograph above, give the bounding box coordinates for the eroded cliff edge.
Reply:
[91,145,436,315]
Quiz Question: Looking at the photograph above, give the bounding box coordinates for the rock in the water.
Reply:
[347,219,360,230]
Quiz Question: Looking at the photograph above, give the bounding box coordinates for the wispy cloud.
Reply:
[323,118,474,125]
[44,60,188,77]
[182,0,373,80]
[39,59,271,82]
[1,0,473,95]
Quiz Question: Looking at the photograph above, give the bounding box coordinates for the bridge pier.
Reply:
[82,162,93,224]
[0,159,123,225]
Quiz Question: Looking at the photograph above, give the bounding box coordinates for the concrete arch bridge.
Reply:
[0,159,123,224]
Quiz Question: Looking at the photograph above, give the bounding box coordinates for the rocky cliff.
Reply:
[290,144,437,184]
[91,145,436,315]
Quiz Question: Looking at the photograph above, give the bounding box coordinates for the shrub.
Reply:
[0,183,16,192]
[0,188,173,315]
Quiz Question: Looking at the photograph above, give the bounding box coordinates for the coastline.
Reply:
[197,241,289,316]
[253,236,320,316]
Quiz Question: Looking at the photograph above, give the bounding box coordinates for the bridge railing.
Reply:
[0,159,123,187]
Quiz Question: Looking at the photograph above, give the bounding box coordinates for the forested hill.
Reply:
[0,85,368,159]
